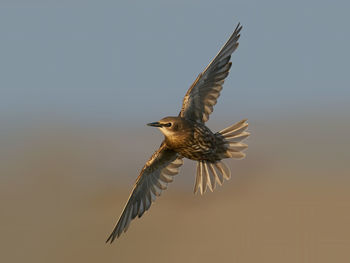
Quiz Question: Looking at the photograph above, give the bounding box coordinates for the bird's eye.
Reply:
[164,122,172,127]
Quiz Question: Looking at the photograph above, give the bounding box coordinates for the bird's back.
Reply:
[165,120,226,162]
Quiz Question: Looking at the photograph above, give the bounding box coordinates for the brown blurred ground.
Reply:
[1,114,350,263]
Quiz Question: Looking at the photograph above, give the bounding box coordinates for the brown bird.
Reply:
[106,23,249,243]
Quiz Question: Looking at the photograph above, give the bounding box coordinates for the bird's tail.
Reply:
[217,119,249,159]
[193,119,249,195]
[194,160,231,195]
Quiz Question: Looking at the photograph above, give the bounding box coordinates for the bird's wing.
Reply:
[106,142,183,243]
[180,23,242,123]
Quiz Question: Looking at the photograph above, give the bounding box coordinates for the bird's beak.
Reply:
[147,121,162,127]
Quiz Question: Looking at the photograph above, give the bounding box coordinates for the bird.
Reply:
[106,23,249,243]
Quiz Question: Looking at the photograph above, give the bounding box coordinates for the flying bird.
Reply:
[106,23,249,243]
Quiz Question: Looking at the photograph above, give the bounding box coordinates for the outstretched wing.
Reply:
[106,142,183,243]
[180,23,242,123]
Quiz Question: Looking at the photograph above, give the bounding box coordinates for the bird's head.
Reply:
[147,116,184,138]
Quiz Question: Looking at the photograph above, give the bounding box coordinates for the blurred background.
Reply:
[1,0,350,262]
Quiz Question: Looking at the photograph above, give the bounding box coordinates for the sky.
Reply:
[1,0,349,126]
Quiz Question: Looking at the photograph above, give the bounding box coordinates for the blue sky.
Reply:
[1,0,349,125]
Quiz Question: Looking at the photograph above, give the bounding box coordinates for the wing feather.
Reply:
[106,142,183,243]
[180,23,242,122]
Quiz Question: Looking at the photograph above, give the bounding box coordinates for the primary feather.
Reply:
[180,23,242,123]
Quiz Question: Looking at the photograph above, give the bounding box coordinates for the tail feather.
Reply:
[194,160,231,195]
[226,151,246,159]
[204,162,216,191]
[215,161,231,180]
[208,163,223,186]
[218,119,249,159]
[224,131,250,142]
[193,119,249,195]
[227,142,248,151]
[194,162,203,195]
[201,162,208,194]
[202,162,210,192]
[219,119,247,135]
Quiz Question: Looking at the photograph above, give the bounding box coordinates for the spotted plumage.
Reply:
[163,118,226,162]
